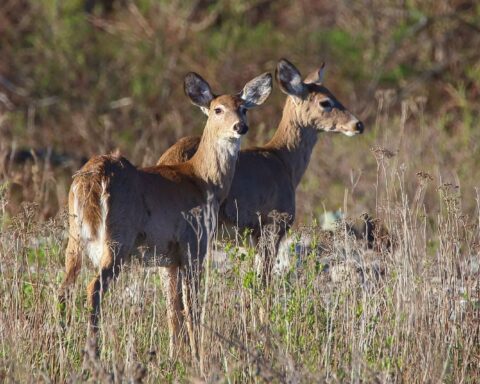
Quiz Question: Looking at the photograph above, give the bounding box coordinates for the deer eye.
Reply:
[214,107,223,115]
[319,100,333,111]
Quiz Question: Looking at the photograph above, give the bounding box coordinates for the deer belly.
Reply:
[140,245,179,267]
[138,225,180,267]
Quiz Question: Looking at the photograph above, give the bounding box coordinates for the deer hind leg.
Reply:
[161,265,184,358]
[86,240,131,351]
[59,217,82,307]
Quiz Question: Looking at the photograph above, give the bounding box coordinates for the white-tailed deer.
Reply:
[59,71,273,360]
[158,59,364,283]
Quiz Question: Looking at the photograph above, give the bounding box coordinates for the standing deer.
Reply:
[158,59,364,283]
[59,71,273,360]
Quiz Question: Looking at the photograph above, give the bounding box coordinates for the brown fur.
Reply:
[59,72,272,364]
[158,136,200,165]
[71,154,133,239]
[157,60,364,283]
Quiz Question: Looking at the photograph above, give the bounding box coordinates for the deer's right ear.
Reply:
[304,62,326,85]
[275,59,306,99]
[240,72,273,109]
[184,72,215,115]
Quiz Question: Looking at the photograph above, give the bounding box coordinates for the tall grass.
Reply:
[0,141,478,382]
[1,1,479,382]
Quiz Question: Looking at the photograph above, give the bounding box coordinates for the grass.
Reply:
[1,0,480,382]
[0,157,479,382]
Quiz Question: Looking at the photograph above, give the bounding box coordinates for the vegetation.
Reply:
[0,0,479,382]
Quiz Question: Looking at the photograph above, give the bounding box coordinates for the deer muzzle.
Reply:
[233,122,248,135]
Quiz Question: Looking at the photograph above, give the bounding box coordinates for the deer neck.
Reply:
[190,125,240,202]
[266,98,319,187]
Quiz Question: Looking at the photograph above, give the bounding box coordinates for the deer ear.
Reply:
[240,72,273,108]
[304,62,326,85]
[184,72,215,115]
[275,59,306,98]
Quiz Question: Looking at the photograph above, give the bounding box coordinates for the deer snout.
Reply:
[355,121,364,134]
[233,121,248,135]
[341,120,364,136]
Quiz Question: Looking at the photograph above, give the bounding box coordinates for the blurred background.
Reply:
[1,0,479,224]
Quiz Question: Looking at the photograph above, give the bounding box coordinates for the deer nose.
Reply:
[233,122,248,135]
[355,121,364,134]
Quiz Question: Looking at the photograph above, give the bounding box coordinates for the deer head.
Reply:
[184,72,273,141]
[275,59,364,136]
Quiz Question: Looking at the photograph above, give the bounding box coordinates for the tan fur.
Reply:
[158,136,200,165]
[157,61,363,283]
[59,72,272,363]
[157,136,200,165]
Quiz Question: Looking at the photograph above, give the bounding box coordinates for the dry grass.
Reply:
[0,154,479,382]
[1,1,480,382]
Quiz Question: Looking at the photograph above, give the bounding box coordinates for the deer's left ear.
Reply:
[240,72,273,109]
[304,62,326,85]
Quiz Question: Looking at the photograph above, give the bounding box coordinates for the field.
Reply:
[1,0,479,382]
